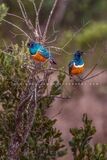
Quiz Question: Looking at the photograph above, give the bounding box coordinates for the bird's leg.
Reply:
[76,75,83,81]
[69,75,72,80]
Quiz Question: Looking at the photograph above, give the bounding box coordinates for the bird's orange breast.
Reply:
[70,66,84,75]
[32,52,46,62]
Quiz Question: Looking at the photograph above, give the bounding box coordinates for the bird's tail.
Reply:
[50,58,57,65]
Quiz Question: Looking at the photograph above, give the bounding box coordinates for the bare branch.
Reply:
[82,54,105,80]
[3,19,32,40]
[17,0,28,19]
[45,23,59,44]
[83,64,98,80]
[7,13,25,21]
[37,0,44,36]
[43,0,58,42]
[84,70,107,81]
[62,21,91,49]
[17,0,38,38]
[31,0,42,37]
[48,46,70,55]
[46,36,57,44]
[38,0,44,14]
[51,107,64,119]
[10,31,25,38]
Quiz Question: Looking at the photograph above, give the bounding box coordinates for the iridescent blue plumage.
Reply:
[68,50,85,75]
[69,51,84,67]
[27,42,56,64]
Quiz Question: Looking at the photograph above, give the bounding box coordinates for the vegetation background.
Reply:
[0,0,107,160]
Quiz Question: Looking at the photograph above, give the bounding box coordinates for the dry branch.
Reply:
[8,66,53,160]
[3,19,32,40]
[43,0,58,42]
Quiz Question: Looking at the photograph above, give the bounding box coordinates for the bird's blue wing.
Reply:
[37,45,51,58]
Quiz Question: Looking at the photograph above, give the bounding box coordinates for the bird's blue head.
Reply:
[74,50,83,59]
[27,41,37,48]
[27,41,39,55]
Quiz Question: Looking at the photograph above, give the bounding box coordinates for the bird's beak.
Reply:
[81,52,87,55]
[80,52,84,55]
[83,52,87,55]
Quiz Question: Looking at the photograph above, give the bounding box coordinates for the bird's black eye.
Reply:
[31,43,34,47]
[27,42,34,48]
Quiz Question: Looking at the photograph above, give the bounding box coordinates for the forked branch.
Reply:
[3,19,32,40]
[43,0,58,42]
[17,0,39,39]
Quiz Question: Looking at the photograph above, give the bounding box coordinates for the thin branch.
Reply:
[83,64,97,80]
[43,0,58,42]
[36,0,44,36]
[38,0,44,14]
[7,13,25,21]
[51,107,64,119]
[82,54,105,80]
[62,21,91,49]
[49,46,70,55]
[3,19,32,40]
[32,0,42,37]
[45,22,59,42]
[17,0,36,38]
[17,0,28,19]
[84,70,107,81]
[46,36,57,44]
[10,31,25,38]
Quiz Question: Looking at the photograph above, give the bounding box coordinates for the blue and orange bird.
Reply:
[27,41,56,64]
[68,50,85,76]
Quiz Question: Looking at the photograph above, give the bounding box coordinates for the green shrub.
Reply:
[0,3,8,23]
[0,42,66,160]
[69,114,107,160]
[76,22,107,49]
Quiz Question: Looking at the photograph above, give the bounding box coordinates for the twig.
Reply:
[62,21,91,49]
[82,54,105,80]
[37,67,70,77]
[3,19,32,40]
[83,64,98,80]
[43,0,58,42]
[7,13,25,21]
[51,107,64,119]
[17,0,28,23]
[31,0,41,36]
[83,70,107,81]
[46,22,59,42]
[10,31,25,38]
[38,0,44,14]
[17,0,36,38]
[49,46,70,55]
[46,36,57,44]
[36,0,44,36]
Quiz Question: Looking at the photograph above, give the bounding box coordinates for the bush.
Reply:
[0,42,66,160]
[76,22,107,49]
[69,114,107,160]
[0,3,8,23]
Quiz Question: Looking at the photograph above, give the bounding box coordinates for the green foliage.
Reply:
[0,42,29,159]
[0,3,8,23]
[69,114,107,160]
[63,0,107,26]
[0,43,66,160]
[76,22,107,49]
[0,42,29,110]
[23,110,66,160]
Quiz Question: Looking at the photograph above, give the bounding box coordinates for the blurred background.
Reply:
[1,0,107,159]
